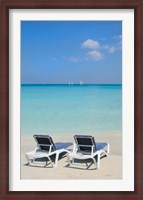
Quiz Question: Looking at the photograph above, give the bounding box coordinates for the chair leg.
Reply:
[72,158,74,164]
[67,155,72,166]
[25,154,30,163]
[25,154,33,164]
[96,154,100,169]
[44,160,49,167]
[92,158,97,168]
[107,143,110,154]
[54,153,60,167]
[48,156,54,167]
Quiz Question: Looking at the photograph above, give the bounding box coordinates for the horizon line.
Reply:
[21,83,122,85]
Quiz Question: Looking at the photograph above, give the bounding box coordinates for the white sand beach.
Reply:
[21,133,122,180]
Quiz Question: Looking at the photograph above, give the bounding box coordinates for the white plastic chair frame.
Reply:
[25,138,71,167]
[67,142,110,169]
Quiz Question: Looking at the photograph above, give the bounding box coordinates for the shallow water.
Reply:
[21,84,122,136]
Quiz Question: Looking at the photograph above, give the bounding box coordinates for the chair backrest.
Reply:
[33,135,56,152]
[74,135,96,154]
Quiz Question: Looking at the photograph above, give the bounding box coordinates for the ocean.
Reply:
[21,84,122,136]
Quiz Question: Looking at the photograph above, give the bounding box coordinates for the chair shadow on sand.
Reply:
[24,152,67,168]
[64,154,107,170]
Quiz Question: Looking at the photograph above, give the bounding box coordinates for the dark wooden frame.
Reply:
[0,0,142,199]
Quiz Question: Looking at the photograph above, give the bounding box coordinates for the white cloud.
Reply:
[103,45,110,49]
[104,45,116,53]
[103,43,121,54]
[119,35,122,39]
[103,34,122,53]
[108,46,116,53]
[113,34,122,40]
[81,39,100,49]
[68,56,79,62]
[87,50,103,60]
[67,50,103,62]
[66,36,122,62]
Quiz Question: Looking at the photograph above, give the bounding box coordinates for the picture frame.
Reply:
[0,0,142,199]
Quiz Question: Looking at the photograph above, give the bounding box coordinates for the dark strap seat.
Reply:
[55,142,73,150]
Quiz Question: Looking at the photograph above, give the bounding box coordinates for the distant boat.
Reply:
[68,81,73,85]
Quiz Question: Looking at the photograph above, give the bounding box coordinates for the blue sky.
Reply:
[21,21,122,84]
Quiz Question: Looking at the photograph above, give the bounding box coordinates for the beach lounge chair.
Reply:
[67,135,110,169]
[25,135,73,167]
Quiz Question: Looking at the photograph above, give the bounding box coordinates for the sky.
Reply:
[21,21,122,84]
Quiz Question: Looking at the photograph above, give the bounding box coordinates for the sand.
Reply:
[21,133,122,180]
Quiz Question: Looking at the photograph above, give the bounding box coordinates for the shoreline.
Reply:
[21,133,122,180]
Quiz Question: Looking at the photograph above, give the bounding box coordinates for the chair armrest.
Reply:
[107,143,110,154]
[72,142,78,153]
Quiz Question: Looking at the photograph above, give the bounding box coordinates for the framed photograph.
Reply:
[0,0,142,199]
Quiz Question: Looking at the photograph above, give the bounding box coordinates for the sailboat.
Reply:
[80,81,84,85]
[68,81,73,85]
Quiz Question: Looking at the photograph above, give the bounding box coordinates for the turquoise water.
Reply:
[21,84,122,136]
